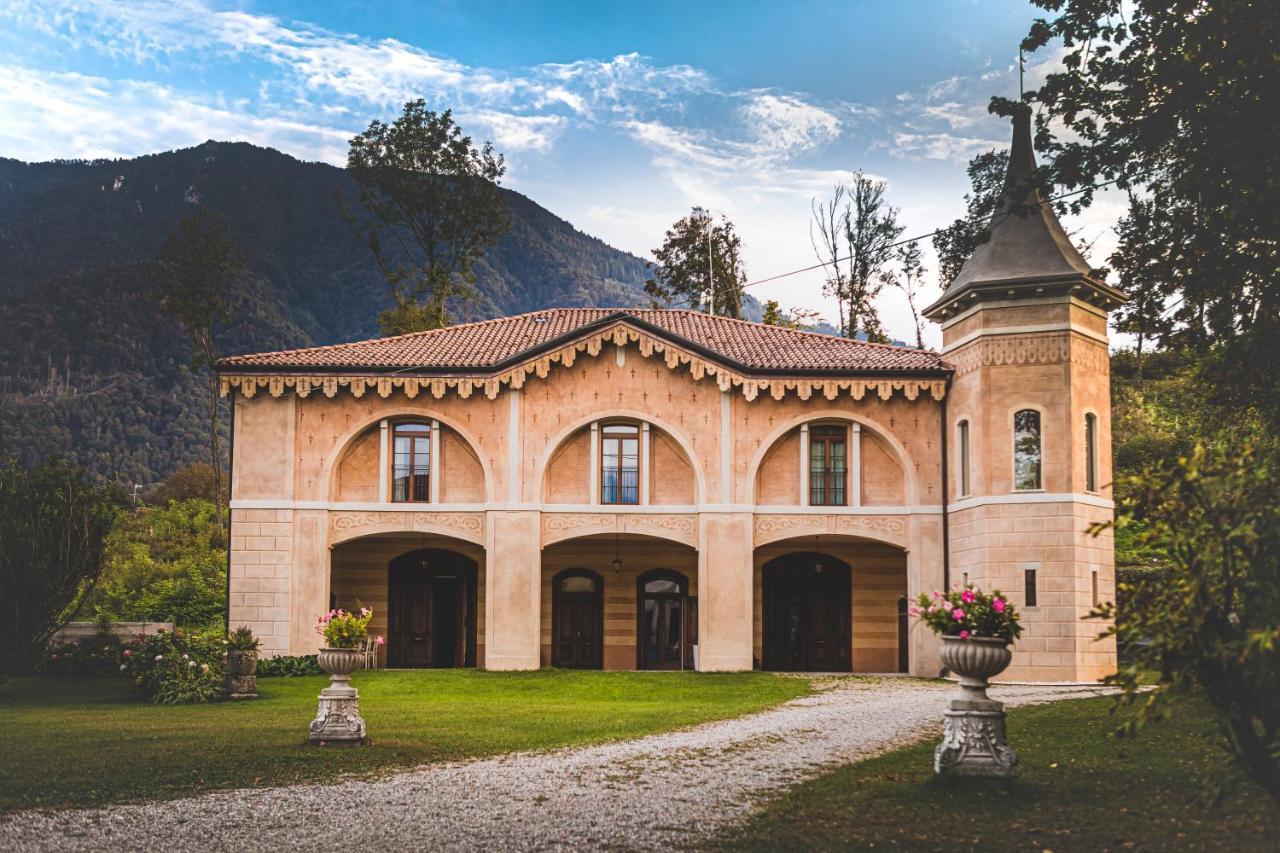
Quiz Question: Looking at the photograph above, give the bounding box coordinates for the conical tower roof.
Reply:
[924,105,1124,318]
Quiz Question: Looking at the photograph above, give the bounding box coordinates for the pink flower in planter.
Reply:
[959,630,970,639]
[376,635,385,646]
[952,608,966,621]
[961,589,976,604]
[993,598,1007,613]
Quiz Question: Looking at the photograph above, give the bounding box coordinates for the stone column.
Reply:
[697,512,754,671]
[907,512,945,677]
[290,510,329,656]
[484,510,542,670]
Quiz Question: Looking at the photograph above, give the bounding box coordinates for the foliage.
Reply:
[810,173,904,341]
[645,207,747,318]
[256,654,322,677]
[884,239,928,349]
[913,585,1023,642]
[345,102,510,333]
[37,632,123,677]
[0,458,122,678]
[0,142,661,484]
[716,693,1280,852]
[146,463,219,504]
[930,149,1008,288]
[0,671,811,814]
[1095,438,1280,803]
[80,499,226,629]
[226,626,258,652]
[120,628,226,705]
[316,607,373,649]
[155,208,246,517]
[1008,0,1280,428]
[761,300,823,330]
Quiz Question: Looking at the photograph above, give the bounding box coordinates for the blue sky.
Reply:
[0,0,1123,346]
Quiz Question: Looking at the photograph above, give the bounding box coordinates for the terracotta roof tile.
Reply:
[218,309,949,375]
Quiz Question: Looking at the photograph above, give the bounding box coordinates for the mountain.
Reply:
[0,141,752,483]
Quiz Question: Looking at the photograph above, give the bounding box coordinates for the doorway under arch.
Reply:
[761,552,852,672]
[387,548,478,668]
[636,569,695,670]
[551,569,604,669]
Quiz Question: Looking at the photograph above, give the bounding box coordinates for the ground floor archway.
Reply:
[754,537,908,673]
[636,569,696,670]
[329,532,486,668]
[551,569,604,669]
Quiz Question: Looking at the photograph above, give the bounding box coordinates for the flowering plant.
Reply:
[316,606,373,649]
[913,585,1023,642]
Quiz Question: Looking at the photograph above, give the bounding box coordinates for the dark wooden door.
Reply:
[762,554,851,672]
[388,549,477,668]
[552,570,603,669]
[638,571,687,670]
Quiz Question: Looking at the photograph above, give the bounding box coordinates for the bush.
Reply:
[257,655,323,677]
[120,628,226,705]
[37,633,123,677]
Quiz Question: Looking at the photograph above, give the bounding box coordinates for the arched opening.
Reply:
[636,569,695,670]
[551,569,604,669]
[387,548,478,668]
[762,552,852,672]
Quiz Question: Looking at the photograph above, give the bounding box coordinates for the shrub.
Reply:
[257,655,323,677]
[226,626,259,652]
[38,633,123,677]
[913,585,1023,642]
[120,628,226,705]
[316,607,372,649]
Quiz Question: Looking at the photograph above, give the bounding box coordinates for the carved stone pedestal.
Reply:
[309,647,366,745]
[934,695,1019,778]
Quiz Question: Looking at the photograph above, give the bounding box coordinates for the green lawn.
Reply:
[715,692,1279,852]
[0,669,810,815]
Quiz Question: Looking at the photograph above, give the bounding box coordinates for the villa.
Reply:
[218,109,1125,682]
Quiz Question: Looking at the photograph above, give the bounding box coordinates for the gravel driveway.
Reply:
[1,678,1108,852]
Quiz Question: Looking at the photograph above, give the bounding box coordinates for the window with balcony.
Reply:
[600,422,640,504]
[809,425,848,506]
[391,422,431,502]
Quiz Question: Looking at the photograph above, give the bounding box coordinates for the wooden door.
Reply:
[388,549,477,668]
[552,570,603,669]
[762,554,851,672]
[638,571,687,670]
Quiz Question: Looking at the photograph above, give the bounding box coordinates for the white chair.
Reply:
[361,636,378,670]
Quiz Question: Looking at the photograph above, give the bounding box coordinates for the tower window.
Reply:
[1085,412,1098,493]
[809,425,848,506]
[1013,409,1042,491]
[957,419,971,497]
[1024,567,1038,608]
[600,423,640,504]
[391,422,431,502]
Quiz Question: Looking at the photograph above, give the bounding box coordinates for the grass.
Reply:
[714,692,1280,852]
[0,669,810,815]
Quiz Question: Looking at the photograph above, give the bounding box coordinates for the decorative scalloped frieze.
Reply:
[329,510,485,544]
[754,513,908,546]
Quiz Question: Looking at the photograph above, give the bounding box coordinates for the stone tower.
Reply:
[923,106,1126,681]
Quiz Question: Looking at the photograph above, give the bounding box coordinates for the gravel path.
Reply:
[1,678,1109,852]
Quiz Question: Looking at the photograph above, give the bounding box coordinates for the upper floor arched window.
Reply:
[1084,412,1098,493]
[392,422,431,502]
[600,422,640,504]
[1013,409,1042,491]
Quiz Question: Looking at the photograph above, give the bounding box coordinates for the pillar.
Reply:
[697,512,754,671]
[484,510,541,670]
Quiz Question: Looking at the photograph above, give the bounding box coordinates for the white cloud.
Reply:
[739,93,841,156]
[464,111,565,153]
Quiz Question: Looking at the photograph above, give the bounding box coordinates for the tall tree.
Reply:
[345,102,510,334]
[931,149,1009,288]
[645,207,747,318]
[887,240,928,349]
[811,172,904,342]
[1006,0,1280,425]
[1108,194,1175,377]
[155,207,245,522]
[762,300,823,330]
[0,459,121,677]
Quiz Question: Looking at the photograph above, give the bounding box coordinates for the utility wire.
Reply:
[740,175,1131,290]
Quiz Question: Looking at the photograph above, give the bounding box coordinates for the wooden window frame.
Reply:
[599,421,641,505]
[390,421,432,503]
[808,424,849,507]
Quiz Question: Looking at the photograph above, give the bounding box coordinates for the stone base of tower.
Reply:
[949,498,1117,682]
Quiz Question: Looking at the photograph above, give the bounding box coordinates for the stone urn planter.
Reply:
[309,647,366,745]
[935,636,1018,778]
[225,649,258,700]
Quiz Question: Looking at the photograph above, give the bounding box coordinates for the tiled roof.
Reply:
[218,309,949,375]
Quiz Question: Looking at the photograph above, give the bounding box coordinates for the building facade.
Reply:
[220,111,1124,682]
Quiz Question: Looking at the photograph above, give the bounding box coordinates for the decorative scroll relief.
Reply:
[221,321,949,403]
[541,514,618,545]
[329,510,485,544]
[949,333,1110,377]
[540,512,698,546]
[754,513,908,547]
[623,514,697,545]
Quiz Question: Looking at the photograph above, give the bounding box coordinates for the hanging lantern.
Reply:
[814,534,823,574]
[611,534,623,574]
